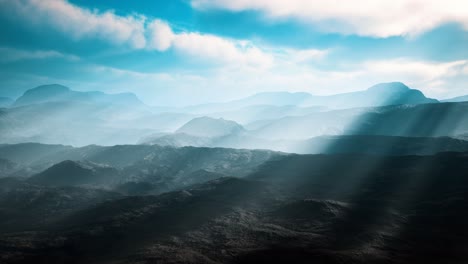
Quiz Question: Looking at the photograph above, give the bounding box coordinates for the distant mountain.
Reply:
[0,97,13,107]
[28,160,120,187]
[228,91,312,107]
[176,117,245,137]
[179,82,437,115]
[174,92,313,115]
[0,82,445,146]
[442,94,468,103]
[140,101,468,153]
[286,135,468,155]
[13,84,144,107]
[252,102,468,140]
[0,85,196,146]
[206,104,325,124]
[140,132,214,147]
[0,143,281,194]
[0,158,19,177]
[142,117,256,148]
[299,82,438,109]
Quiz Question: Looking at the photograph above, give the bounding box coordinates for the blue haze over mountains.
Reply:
[2,82,468,264]
[2,0,468,262]
[1,81,468,151]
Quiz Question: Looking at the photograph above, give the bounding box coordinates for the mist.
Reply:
[1,1,468,263]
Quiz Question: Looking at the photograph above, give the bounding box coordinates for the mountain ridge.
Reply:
[13,84,144,107]
[176,116,246,137]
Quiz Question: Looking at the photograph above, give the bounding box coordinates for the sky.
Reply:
[0,0,467,106]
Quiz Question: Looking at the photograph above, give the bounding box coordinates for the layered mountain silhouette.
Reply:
[0,143,281,194]
[174,82,437,115]
[442,94,468,103]
[13,84,144,107]
[140,100,468,152]
[28,160,120,187]
[1,85,196,146]
[1,150,468,263]
[0,80,467,263]
[176,117,245,137]
[0,82,451,147]
[312,82,438,108]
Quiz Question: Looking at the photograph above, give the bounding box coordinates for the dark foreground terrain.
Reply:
[0,144,467,263]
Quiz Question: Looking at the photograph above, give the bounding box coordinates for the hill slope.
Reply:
[176,117,245,137]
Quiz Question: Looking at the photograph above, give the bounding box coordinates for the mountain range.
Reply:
[175,82,438,114]
[1,147,467,263]
[1,80,468,263]
[13,84,145,107]
[442,94,468,103]
[1,82,467,150]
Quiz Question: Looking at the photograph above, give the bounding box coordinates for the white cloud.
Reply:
[5,0,148,48]
[192,0,468,37]
[147,20,174,51]
[171,32,274,68]
[2,0,276,69]
[146,19,276,68]
[0,47,80,62]
[362,59,467,82]
[3,0,466,102]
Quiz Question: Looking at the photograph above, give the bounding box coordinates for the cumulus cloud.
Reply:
[171,32,274,68]
[4,0,147,48]
[192,0,468,37]
[147,20,175,51]
[3,0,466,102]
[1,0,276,69]
[145,19,275,68]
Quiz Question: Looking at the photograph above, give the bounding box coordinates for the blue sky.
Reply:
[0,0,467,106]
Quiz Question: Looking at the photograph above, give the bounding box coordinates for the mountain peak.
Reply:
[13,84,144,107]
[14,84,81,106]
[176,117,245,137]
[362,82,437,106]
[367,82,410,93]
[28,160,116,187]
[24,84,71,95]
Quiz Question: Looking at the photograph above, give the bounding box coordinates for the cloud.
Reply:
[147,20,175,51]
[362,59,467,82]
[171,32,274,68]
[146,19,274,68]
[4,0,147,48]
[192,0,468,37]
[2,0,276,69]
[146,19,275,69]
[0,47,80,62]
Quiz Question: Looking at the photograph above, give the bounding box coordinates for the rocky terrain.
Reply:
[0,150,467,264]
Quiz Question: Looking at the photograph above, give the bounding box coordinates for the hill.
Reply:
[13,84,144,107]
[0,152,467,263]
[28,160,120,187]
[176,117,245,137]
